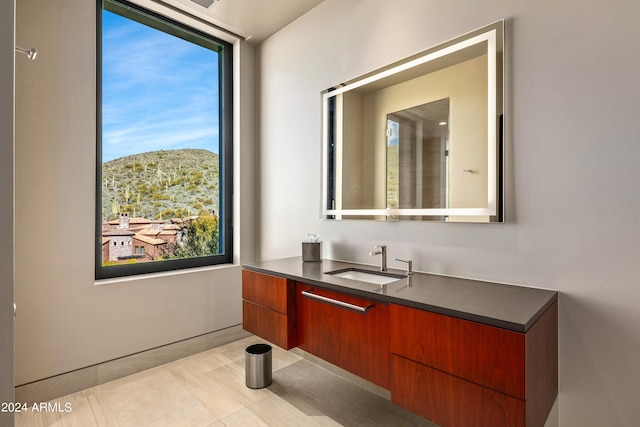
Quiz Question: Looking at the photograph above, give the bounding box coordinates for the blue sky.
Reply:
[102,10,220,162]
[387,119,399,146]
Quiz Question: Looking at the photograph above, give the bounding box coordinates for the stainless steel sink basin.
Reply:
[325,268,405,285]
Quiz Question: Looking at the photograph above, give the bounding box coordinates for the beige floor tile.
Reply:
[222,394,343,427]
[15,409,47,427]
[83,390,121,426]
[268,358,324,394]
[165,348,229,377]
[15,392,103,427]
[95,370,217,427]
[16,335,434,427]
[270,345,303,372]
[215,406,270,427]
[210,336,263,364]
[271,363,433,427]
[172,359,272,420]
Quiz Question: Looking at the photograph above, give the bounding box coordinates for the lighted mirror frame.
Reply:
[321,20,504,222]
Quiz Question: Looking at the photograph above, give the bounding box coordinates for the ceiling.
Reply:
[165,0,325,43]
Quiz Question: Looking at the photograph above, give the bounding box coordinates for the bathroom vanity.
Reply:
[242,257,558,427]
[241,18,538,426]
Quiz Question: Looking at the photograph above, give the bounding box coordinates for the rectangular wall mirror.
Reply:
[322,20,504,222]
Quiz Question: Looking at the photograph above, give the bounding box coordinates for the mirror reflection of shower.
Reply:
[386,97,450,220]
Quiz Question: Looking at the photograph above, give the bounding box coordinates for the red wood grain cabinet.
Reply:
[295,282,390,389]
[241,269,296,349]
[242,268,557,427]
[389,301,558,427]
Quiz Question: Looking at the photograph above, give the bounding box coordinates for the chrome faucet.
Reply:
[370,245,387,271]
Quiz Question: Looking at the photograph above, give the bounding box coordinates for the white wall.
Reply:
[13,0,255,386]
[1,1,15,425]
[257,0,640,425]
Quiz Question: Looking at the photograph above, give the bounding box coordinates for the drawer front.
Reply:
[242,300,296,349]
[391,355,525,427]
[390,303,526,399]
[296,283,390,389]
[242,269,289,314]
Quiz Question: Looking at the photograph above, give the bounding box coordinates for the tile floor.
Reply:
[15,336,435,426]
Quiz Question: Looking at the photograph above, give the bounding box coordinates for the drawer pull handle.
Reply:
[301,290,373,313]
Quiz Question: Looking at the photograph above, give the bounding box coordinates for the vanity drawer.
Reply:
[242,300,296,349]
[242,269,297,349]
[390,303,526,399]
[296,283,390,389]
[390,354,525,427]
[242,269,291,314]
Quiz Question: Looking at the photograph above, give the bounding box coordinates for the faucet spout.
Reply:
[370,245,387,271]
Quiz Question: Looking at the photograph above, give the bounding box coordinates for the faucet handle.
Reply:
[371,245,388,271]
[395,258,413,275]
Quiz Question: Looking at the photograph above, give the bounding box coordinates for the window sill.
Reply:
[94,262,239,286]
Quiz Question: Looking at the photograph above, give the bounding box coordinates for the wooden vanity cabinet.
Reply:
[242,269,296,349]
[295,282,390,389]
[390,301,558,427]
[242,267,557,427]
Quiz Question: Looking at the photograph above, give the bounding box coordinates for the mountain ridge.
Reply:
[101,148,219,221]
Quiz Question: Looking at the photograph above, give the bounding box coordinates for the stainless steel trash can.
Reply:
[245,343,272,389]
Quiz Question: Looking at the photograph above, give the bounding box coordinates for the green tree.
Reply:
[174,215,219,258]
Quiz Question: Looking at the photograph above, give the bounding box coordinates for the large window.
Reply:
[96,0,233,279]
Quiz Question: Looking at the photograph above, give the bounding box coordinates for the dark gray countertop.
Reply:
[242,257,558,333]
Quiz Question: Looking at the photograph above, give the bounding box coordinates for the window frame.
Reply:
[95,0,234,280]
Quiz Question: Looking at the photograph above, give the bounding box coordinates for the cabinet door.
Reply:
[242,269,296,349]
[390,302,558,427]
[391,354,525,427]
[390,303,525,399]
[242,269,290,313]
[296,283,390,389]
[242,301,296,349]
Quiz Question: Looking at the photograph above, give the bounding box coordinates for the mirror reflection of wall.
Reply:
[323,20,503,222]
[386,98,450,221]
[339,53,488,212]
